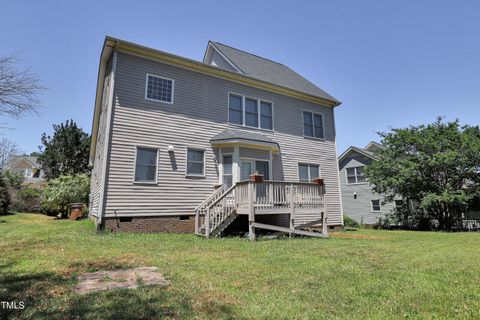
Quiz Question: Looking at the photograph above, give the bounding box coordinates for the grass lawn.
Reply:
[0,213,479,319]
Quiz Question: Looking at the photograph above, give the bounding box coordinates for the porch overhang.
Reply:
[209,128,280,152]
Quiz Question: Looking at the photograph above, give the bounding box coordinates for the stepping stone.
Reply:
[74,266,169,294]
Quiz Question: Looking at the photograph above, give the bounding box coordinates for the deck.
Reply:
[194,180,328,239]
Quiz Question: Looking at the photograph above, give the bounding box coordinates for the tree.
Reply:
[0,171,10,215]
[37,120,91,180]
[0,55,43,119]
[0,137,19,169]
[365,118,480,230]
[42,174,90,217]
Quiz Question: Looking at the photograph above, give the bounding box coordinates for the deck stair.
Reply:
[195,181,328,240]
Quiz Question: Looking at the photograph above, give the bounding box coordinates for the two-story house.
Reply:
[4,156,45,184]
[89,36,343,237]
[338,142,403,224]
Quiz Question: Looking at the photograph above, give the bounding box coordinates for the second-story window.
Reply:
[228,94,243,125]
[145,74,174,104]
[228,93,273,130]
[303,111,324,139]
[346,166,366,184]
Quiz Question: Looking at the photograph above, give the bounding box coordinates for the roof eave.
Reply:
[89,38,116,166]
[106,36,341,108]
[338,146,378,163]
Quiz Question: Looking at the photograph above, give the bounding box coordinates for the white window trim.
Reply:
[133,146,159,184]
[145,73,175,104]
[297,163,321,182]
[302,109,325,140]
[185,147,206,178]
[371,199,381,212]
[346,166,367,185]
[227,92,274,131]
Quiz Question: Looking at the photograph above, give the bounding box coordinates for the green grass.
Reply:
[0,214,479,319]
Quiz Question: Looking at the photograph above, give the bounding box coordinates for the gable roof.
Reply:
[5,156,40,169]
[207,41,339,103]
[338,145,379,163]
[364,141,385,153]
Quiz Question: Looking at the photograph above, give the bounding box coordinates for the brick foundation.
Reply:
[104,215,195,233]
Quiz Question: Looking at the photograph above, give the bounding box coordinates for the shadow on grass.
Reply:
[0,262,240,320]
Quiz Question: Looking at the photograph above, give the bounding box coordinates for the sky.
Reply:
[1,0,479,155]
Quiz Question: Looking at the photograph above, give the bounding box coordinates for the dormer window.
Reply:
[145,74,174,104]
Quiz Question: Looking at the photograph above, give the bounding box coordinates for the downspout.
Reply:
[96,43,119,232]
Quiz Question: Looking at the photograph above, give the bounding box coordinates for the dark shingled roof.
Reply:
[211,42,339,103]
[210,128,278,147]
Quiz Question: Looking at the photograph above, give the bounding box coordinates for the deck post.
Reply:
[248,181,255,241]
[195,210,200,235]
[206,207,211,238]
[321,186,328,236]
[289,183,295,236]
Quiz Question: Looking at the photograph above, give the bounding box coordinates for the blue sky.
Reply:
[1,0,479,154]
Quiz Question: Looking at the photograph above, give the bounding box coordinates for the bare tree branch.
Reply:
[0,137,19,170]
[0,55,44,119]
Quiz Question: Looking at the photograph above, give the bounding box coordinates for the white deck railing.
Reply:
[195,180,326,238]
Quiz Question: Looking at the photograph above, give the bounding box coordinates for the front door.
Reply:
[255,161,269,180]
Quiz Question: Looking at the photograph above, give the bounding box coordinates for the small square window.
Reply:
[146,74,174,103]
[371,200,381,212]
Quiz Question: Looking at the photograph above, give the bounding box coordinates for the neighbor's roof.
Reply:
[210,128,279,149]
[338,145,379,163]
[5,156,40,169]
[209,42,339,103]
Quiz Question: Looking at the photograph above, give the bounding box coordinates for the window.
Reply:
[135,147,158,183]
[228,94,243,124]
[24,168,33,178]
[228,94,273,130]
[260,101,273,130]
[145,74,174,103]
[223,155,233,187]
[395,200,405,210]
[186,149,205,176]
[298,163,320,182]
[346,166,366,184]
[371,200,381,212]
[303,111,324,139]
[245,98,258,127]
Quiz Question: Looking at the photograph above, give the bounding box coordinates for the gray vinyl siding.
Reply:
[339,152,395,224]
[89,58,113,218]
[101,51,342,225]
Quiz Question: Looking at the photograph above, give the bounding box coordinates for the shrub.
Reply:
[343,215,360,228]
[0,172,10,215]
[42,174,90,217]
[11,185,43,212]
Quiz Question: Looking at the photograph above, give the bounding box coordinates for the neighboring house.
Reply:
[89,36,343,236]
[4,156,45,184]
[338,142,402,224]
